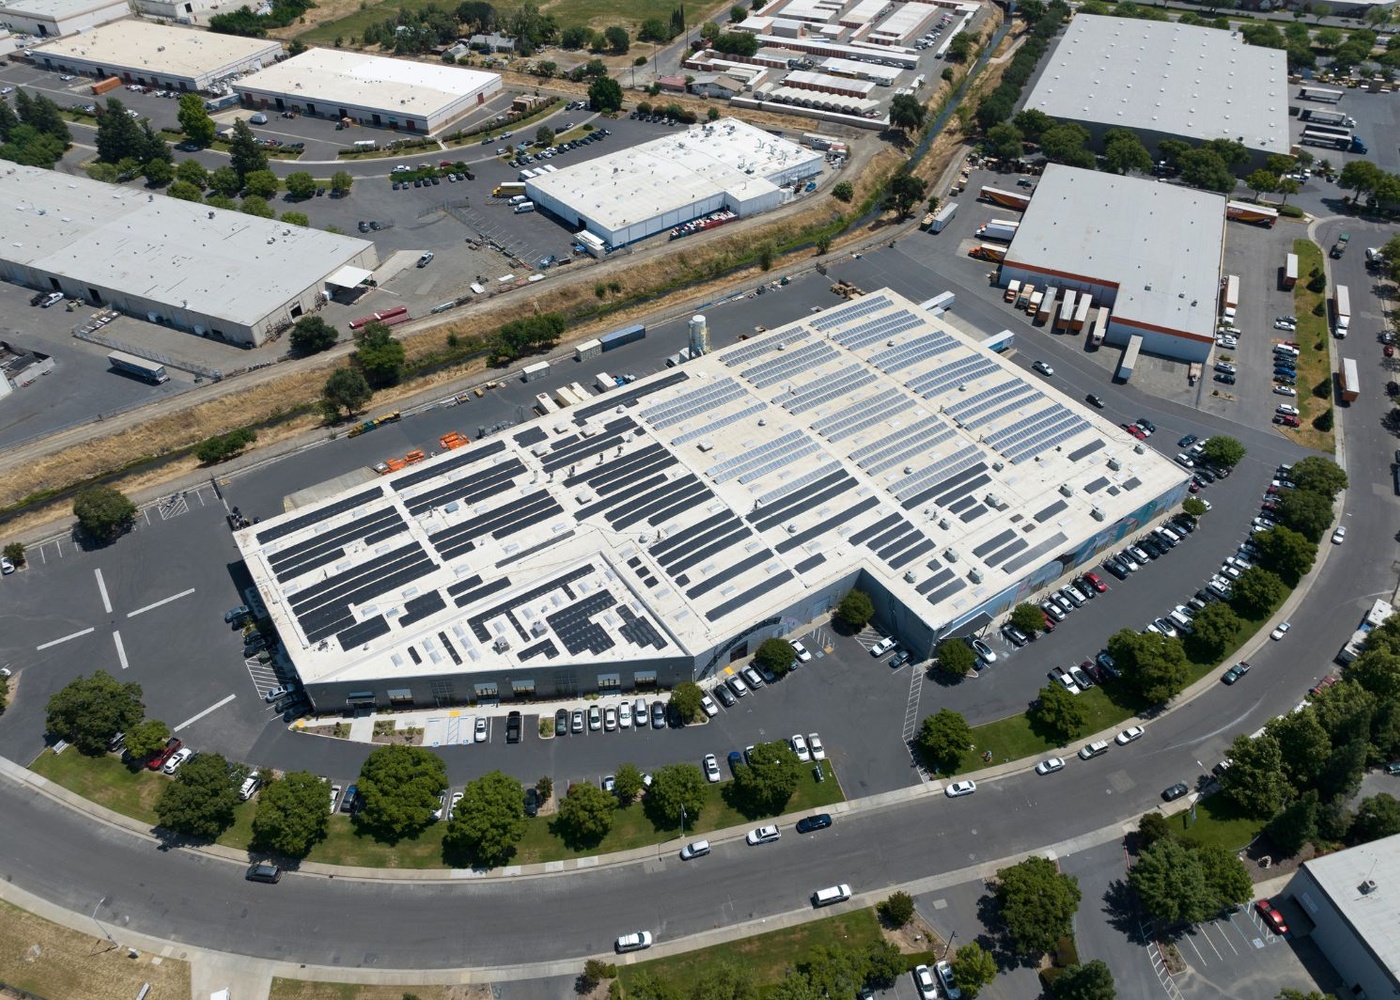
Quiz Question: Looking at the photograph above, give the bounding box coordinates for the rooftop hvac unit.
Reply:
[968,568,983,583]
[1107,457,1122,471]
[904,570,916,583]
[1059,483,1073,497]
[938,517,950,530]
[1091,507,1106,521]
[944,547,959,562]
[1359,879,1378,895]
[992,460,1004,472]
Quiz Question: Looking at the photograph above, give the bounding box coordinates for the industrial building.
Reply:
[0,165,378,347]
[29,21,282,91]
[998,165,1224,364]
[1021,15,1289,167]
[236,48,501,134]
[236,289,1188,712]
[1286,833,1400,999]
[0,0,127,39]
[524,117,824,248]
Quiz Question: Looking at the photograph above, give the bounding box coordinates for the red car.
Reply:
[1121,423,1146,440]
[1256,899,1288,935]
[1082,572,1107,593]
[1189,481,1201,494]
[1386,344,1395,358]
[1273,414,1301,427]
[1041,612,1057,633]
[147,737,182,771]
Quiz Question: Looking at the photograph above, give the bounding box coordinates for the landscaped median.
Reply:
[28,747,842,871]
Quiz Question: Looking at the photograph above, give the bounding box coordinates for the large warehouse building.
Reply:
[0,0,128,38]
[1286,833,1400,998]
[1021,15,1289,168]
[30,20,282,91]
[236,48,501,134]
[998,165,1224,364]
[0,166,378,346]
[236,288,1188,712]
[525,118,824,248]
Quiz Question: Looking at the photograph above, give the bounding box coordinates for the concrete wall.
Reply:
[1288,866,1400,1000]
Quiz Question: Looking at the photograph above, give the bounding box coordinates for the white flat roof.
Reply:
[1023,15,1289,154]
[1302,833,1400,983]
[1004,165,1224,341]
[527,118,822,233]
[0,165,374,326]
[237,288,1187,687]
[32,21,282,78]
[0,0,120,19]
[238,48,499,121]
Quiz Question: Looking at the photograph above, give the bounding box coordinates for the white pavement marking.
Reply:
[174,694,237,732]
[126,588,196,618]
[112,630,129,670]
[94,568,112,613]
[35,627,94,651]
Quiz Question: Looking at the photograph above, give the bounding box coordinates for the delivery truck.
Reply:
[1300,108,1356,127]
[1283,252,1298,289]
[968,243,1006,262]
[1341,357,1360,401]
[976,219,1020,243]
[1226,201,1279,227]
[1333,285,1351,337]
[929,202,958,233]
[978,186,1031,211]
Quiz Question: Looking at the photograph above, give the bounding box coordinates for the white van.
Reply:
[812,883,852,907]
[249,112,268,125]
[679,839,710,860]
[239,776,261,801]
[508,194,527,205]
[513,201,536,214]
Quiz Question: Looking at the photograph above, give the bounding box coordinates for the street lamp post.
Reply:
[942,930,956,960]
[90,896,115,949]
[680,804,687,839]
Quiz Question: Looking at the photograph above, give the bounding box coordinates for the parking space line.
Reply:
[112,630,129,670]
[94,568,112,613]
[36,626,94,651]
[173,693,237,732]
[126,588,196,618]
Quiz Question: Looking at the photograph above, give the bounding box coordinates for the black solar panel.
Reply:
[514,426,548,448]
[300,551,438,643]
[866,523,915,553]
[255,485,384,545]
[933,474,992,509]
[404,457,525,516]
[438,631,463,665]
[1067,439,1105,462]
[747,474,855,532]
[606,476,706,529]
[773,496,880,553]
[917,568,955,595]
[705,570,794,622]
[394,439,505,490]
[945,495,977,515]
[686,550,772,600]
[519,639,559,661]
[972,529,1017,558]
[653,515,742,567]
[877,532,923,563]
[452,575,513,608]
[269,508,403,581]
[666,525,750,576]
[1121,477,1142,491]
[887,538,935,570]
[498,529,578,568]
[337,615,390,649]
[793,553,826,574]
[1034,500,1069,522]
[959,505,988,523]
[901,462,989,510]
[924,579,968,605]
[547,592,617,656]
[984,537,1028,567]
[616,604,668,649]
[1003,531,1069,575]
[540,417,639,473]
[1083,476,1109,494]
[468,565,593,643]
[563,442,669,489]
[849,514,903,547]
[572,370,688,421]
[400,590,447,627]
[290,542,423,612]
[428,491,563,561]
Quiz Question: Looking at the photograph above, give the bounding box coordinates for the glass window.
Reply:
[387,689,413,705]
[512,678,536,695]
[346,691,375,704]
[474,682,498,699]
[633,670,658,688]
[597,673,621,690]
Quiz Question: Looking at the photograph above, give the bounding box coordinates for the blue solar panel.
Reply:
[741,342,839,388]
[671,403,767,446]
[809,293,892,331]
[719,329,811,367]
[708,430,807,483]
[640,378,747,429]
[868,331,958,373]
[782,366,877,414]
[892,445,982,501]
[831,310,926,351]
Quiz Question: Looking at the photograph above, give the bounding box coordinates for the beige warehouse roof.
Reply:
[32,21,282,78]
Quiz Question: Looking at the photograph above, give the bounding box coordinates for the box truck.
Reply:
[929,202,958,233]
[978,186,1031,211]
[1333,285,1351,337]
[976,219,1020,242]
[1341,357,1360,401]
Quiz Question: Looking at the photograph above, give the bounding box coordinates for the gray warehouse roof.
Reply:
[1004,165,1224,343]
[1022,15,1289,155]
[0,166,374,328]
[1300,832,1400,982]
[0,0,124,19]
[236,288,1186,688]
[32,20,283,80]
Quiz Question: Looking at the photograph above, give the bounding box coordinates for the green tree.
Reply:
[443,769,526,864]
[251,770,331,856]
[291,315,339,356]
[1220,731,1290,818]
[240,195,275,218]
[1103,127,1153,175]
[1197,842,1253,912]
[1252,525,1316,585]
[947,32,974,61]
[1275,489,1335,544]
[176,92,215,147]
[209,165,242,197]
[1137,811,1171,848]
[1107,628,1189,704]
[754,637,796,676]
[1129,837,1213,924]
[888,93,926,133]
[243,169,279,199]
[284,170,316,199]
[1011,602,1047,635]
[228,118,268,181]
[832,180,854,202]
[1185,600,1240,661]
[953,942,997,998]
[1178,148,1235,192]
[1290,457,1347,500]
[1029,682,1088,742]
[1246,169,1280,200]
[167,180,204,202]
[330,170,354,197]
[647,761,707,824]
[155,753,241,839]
[72,485,137,542]
[799,945,865,999]
[94,97,147,164]
[2,542,25,569]
[1013,107,1052,141]
[282,210,309,227]
[985,121,1023,161]
[1268,709,1332,789]
[535,124,555,148]
[1351,793,1400,843]
[1312,680,1378,749]
[1053,959,1116,1000]
[123,718,171,760]
[354,744,447,840]
[864,939,905,988]
[1349,649,1400,700]
[1200,435,1245,469]
[1267,789,1319,856]
[995,855,1081,957]
[878,890,915,927]
[1182,497,1208,518]
[1228,566,1288,619]
[143,157,173,187]
[206,193,237,211]
[1041,122,1094,167]
[603,24,629,53]
[176,158,209,189]
[1318,737,1368,802]
[936,637,976,676]
[353,321,407,388]
[556,781,615,845]
[588,76,623,113]
[885,172,927,218]
[835,589,873,628]
[612,762,644,804]
[732,739,802,813]
[669,680,704,722]
[918,709,972,773]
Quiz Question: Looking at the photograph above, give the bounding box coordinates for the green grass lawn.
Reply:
[617,908,885,997]
[1177,794,1265,852]
[298,0,679,47]
[31,748,165,826]
[1289,238,1336,453]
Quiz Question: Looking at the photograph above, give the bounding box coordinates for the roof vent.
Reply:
[904,570,917,583]
[992,460,1004,472]
[1360,879,1378,895]
[938,517,950,530]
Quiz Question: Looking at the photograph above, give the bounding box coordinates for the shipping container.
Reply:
[1222,274,1240,310]
[521,361,550,382]
[93,76,122,96]
[1116,335,1143,382]
[920,291,955,313]
[569,381,590,403]
[1283,253,1298,289]
[983,329,1015,353]
[107,350,169,384]
[1036,287,1057,325]
[978,186,1031,211]
[1072,292,1092,332]
[1226,201,1278,227]
[574,338,603,361]
[595,372,614,393]
[599,323,646,351]
[1058,289,1078,332]
[1298,86,1345,103]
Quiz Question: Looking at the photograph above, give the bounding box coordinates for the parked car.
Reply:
[795,813,832,833]
[808,733,826,760]
[1162,782,1190,802]
[651,701,667,728]
[714,684,736,708]
[1116,725,1145,745]
[945,779,977,797]
[1271,621,1292,641]
[147,737,182,770]
[970,638,996,663]
[162,747,194,774]
[555,708,569,735]
[1256,899,1288,935]
[506,710,522,743]
[703,754,721,782]
[615,931,654,953]
[790,734,812,762]
[746,824,781,845]
[1036,757,1065,775]
[935,960,962,1000]
[912,965,939,1000]
[791,639,812,662]
[1032,360,1054,376]
[246,862,281,883]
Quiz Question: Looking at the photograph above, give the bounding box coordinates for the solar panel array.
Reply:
[781,364,877,414]
[849,416,958,475]
[741,341,838,388]
[890,444,984,503]
[639,377,747,429]
[907,356,1000,399]
[808,292,892,331]
[868,330,958,373]
[707,430,818,484]
[719,329,811,367]
[811,389,908,442]
[827,309,925,351]
[944,381,1037,430]
[671,402,767,446]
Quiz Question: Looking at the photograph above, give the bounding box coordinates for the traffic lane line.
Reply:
[35,627,94,651]
[126,588,196,618]
[173,694,237,732]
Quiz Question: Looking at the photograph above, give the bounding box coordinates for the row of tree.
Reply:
[0,89,72,168]
[320,322,409,421]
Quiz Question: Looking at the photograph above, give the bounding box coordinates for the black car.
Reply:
[1214,373,1236,385]
[795,813,832,834]
[714,684,736,708]
[1136,418,1156,434]
[524,787,539,816]
[506,710,522,743]
[1172,515,1196,534]
[246,862,281,883]
[29,290,48,306]
[1102,556,1128,580]
[651,702,666,729]
[1071,578,1097,601]
[555,708,569,735]
[1161,782,1190,802]
[1195,468,1217,484]
[357,220,370,232]
[1085,393,1105,408]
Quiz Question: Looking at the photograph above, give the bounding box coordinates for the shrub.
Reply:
[878,890,915,927]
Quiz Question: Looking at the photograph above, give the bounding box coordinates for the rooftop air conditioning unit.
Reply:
[944,547,959,562]
[1107,457,1121,471]
[1091,507,1106,521]
[1059,483,1073,497]
[968,568,983,583]
[1360,879,1378,894]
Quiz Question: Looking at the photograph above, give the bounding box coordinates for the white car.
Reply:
[474,717,489,742]
[1271,621,1292,641]
[700,694,718,717]
[448,790,463,820]
[1332,526,1347,545]
[1032,360,1055,377]
[1276,404,1300,416]
[615,931,653,953]
[1049,667,1081,695]
[1035,757,1065,775]
[935,959,963,1000]
[1274,319,1297,331]
[0,556,13,574]
[162,748,194,774]
[618,702,632,729]
[791,639,812,662]
[869,636,896,657]
[1274,385,1297,396]
[1115,725,1145,745]
[971,638,997,663]
[912,965,939,1000]
[790,734,812,763]
[945,779,977,797]
[808,733,827,760]
[746,824,781,845]
[703,753,721,783]
[433,791,447,820]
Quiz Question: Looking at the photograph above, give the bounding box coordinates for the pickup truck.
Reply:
[1331,232,1350,258]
